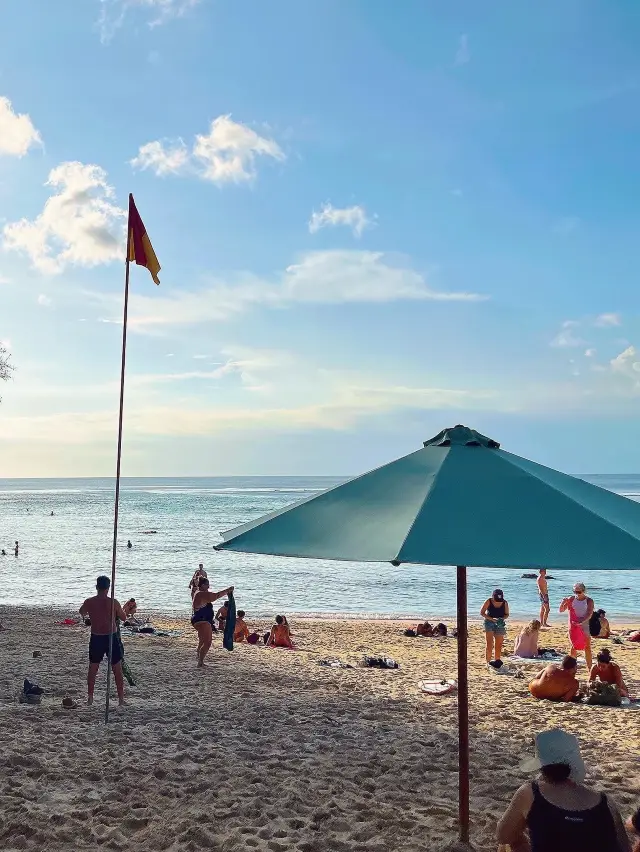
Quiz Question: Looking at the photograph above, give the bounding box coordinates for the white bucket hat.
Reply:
[519,729,585,782]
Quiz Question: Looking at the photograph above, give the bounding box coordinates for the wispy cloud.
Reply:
[454,34,470,66]
[309,203,375,238]
[550,320,584,348]
[98,0,202,43]
[0,96,42,157]
[131,115,285,185]
[3,161,124,274]
[87,249,488,331]
[37,294,52,307]
[594,312,621,328]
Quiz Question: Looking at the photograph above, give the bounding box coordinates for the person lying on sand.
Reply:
[529,655,580,702]
[268,615,294,649]
[589,649,629,698]
[514,620,541,658]
[497,729,630,852]
[191,579,233,667]
[234,610,250,642]
[416,621,433,637]
[79,575,127,706]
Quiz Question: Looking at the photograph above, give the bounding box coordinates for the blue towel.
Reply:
[223,592,236,651]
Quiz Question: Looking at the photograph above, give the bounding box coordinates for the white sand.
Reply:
[0,609,638,851]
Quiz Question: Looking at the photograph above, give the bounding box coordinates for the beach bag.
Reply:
[247,632,259,645]
[569,621,587,650]
[629,631,640,643]
[586,681,621,707]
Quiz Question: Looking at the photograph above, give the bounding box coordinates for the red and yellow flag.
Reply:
[127,194,160,285]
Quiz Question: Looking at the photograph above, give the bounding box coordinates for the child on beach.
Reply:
[234,610,250,642]
[514,620,541,658]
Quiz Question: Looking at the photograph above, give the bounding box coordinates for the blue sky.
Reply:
[1,0,640,477]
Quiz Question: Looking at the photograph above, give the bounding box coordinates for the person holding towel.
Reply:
[560,582,594,669]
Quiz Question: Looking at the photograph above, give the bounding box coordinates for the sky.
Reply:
[2,0,640,477]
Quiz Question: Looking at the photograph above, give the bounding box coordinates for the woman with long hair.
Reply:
[513,619,541,658]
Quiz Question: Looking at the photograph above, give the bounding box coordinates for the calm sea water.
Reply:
[0,475,639,620]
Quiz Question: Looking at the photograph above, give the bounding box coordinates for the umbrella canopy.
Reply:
[218,425,640,569]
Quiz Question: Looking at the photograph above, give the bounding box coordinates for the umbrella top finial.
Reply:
[424,425,500,449]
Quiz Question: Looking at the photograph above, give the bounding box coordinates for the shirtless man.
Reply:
[529,655,580,702]
[79,576,127,706]
[537,568,550,627]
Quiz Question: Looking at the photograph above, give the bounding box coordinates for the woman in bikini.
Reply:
[480,588,509,664]
[191,578,233,667]
[268,615,294,649]
[560,582,594,669]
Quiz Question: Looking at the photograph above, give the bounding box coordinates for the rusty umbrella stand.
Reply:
[456,566,470,843]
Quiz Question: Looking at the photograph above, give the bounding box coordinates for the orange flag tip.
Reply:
[127,194,161,285]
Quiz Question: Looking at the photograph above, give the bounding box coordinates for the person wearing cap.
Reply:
[528,655,580,702]
[480,588,509,664]
[560,582,595,669]
[589,648,629,698]
[497,728,631,851]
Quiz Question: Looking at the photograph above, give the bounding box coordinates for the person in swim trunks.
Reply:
[79,575,127,706]
[480,589,509,664]
[191,578,234,667]
[537,568,550,627]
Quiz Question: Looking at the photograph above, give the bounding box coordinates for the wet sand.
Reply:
[0,609,638,851]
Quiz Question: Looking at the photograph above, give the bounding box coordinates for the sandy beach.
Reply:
[0,609,639,851]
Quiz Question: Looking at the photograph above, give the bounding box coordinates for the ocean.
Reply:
[1,474,639,621]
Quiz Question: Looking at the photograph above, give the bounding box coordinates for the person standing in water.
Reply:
[191,578,233,667]
[127,540,132,549]
[537,568,550,627]
[560,582,594,669]
[79,576,127,706]
[480,589,509,664]
[14,541,18,557]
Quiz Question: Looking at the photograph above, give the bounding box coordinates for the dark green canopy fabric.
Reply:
[218,425,640,570]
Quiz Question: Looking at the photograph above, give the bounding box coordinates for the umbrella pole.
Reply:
[457,565,470,842]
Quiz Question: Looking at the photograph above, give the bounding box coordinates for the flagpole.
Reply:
[105,248,131,724]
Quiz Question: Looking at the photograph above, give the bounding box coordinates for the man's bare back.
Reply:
[80,595,125,635]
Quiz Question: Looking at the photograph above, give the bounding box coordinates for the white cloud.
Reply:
[3,161,125,274]
[550,320,584,348]
[37,294,52,307]
[130,139,189,176]
[585,348,596,357]
[84,249,487,330]
[309,203,375,238]
[0,96,41,157]
[131,115,285,184]
[454,34,470,66]
[594,312,621,327]
[610,346,640,379]
[98,0,201,43]
[0,274,11,285]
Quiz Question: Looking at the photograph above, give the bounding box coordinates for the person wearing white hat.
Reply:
[497,729,630,851]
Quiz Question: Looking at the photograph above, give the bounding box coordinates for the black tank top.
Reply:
[487,599,505,618]
[527,782,619,851]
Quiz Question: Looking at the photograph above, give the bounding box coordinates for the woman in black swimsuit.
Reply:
[191,578,234,667]
[498,729,630,851]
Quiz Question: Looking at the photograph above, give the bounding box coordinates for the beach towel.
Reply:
[419,678,456,695]
[569,621,587,650]
[508,654,586,666]
[223,592,236,651]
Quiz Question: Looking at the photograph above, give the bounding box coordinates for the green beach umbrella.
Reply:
[217,425,640,842]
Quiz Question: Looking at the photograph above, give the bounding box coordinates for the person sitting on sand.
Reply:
[497,728,630,851]
[514,620,541,658]
[416,621,434,637]
[216,601,229,631]
[234,610,250,642]
[79,576,127,706]
[589,648,629,698]
[529,655,580,702]
[589,608,611,639]
[481,589,509,664]
[191,578,234,667]
[123,598,137,619]
[268,615,294,649]
[1,549,6,556]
